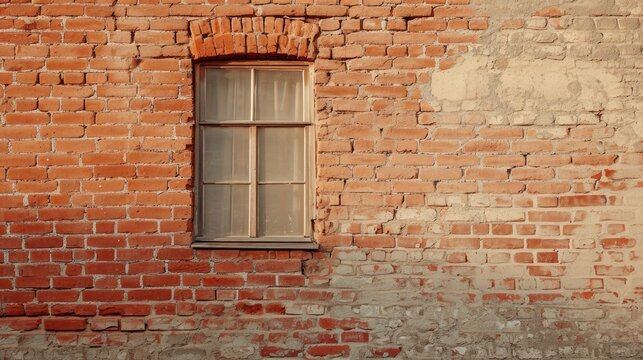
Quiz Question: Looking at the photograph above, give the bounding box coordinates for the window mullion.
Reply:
[249,126,257,238]
[249,69,257,238]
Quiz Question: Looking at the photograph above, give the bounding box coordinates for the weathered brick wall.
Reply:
[0,0,641,358]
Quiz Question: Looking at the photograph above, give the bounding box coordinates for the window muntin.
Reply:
[194,63,314,247]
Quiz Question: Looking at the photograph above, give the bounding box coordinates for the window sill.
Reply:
[192,238,319,250]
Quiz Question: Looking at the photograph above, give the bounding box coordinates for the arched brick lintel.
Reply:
[189,17,320,60]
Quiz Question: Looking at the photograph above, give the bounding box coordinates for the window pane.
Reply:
[258,184,304,236]
[203,185,249,238]
[254,70,304,122]
[205,69,251,121]
[258,127,305,182]
[203,127,249,182]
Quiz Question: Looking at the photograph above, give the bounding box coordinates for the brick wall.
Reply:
[0,0,641,358]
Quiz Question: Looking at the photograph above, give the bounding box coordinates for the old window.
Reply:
[193,62,317,249]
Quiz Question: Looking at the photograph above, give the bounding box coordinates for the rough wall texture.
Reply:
[0,0,642,359]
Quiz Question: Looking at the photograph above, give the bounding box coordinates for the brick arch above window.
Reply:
[189,16,320,60]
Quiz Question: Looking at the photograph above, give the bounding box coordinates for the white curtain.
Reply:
[254,70,303,122]
[205,69,251,121]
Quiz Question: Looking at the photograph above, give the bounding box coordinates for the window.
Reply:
[193,62,317,249]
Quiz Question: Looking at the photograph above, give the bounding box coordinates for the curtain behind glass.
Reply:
[205,69,251,121]
[254,70,303,122]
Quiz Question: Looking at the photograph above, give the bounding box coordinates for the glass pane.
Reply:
[203,127,249,182]
[258,127,305,182]
[203,185,249,238]
[205,69,251,121]
[258,184,304,237]
[254,70,304,122]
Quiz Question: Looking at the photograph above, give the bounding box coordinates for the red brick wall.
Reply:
[0,0,641,358]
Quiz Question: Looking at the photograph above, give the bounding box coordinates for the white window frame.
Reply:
[193,61,317,249]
